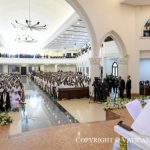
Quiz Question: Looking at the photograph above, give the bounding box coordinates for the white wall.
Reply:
[103,58,117,77]
[134,6,150,50]
[44,65,55,72]
[57,64,76,72]
[76,51,91,75]
[69,0,144,93]
[140,50,150,59]
[1,64,76,73]
[99,40,120,78]
[102,41,119,58]
[68,0,146,93]
[140,59,150,81]
[3,65,8,73]
[74,0,135,55]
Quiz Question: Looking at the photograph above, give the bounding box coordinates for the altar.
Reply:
[114,125,150,150]
[113,100,150,150]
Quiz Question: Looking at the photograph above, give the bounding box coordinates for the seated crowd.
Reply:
[139,80,150,86]
[31,71,90,99]
[0,73,25,112]
[0,53,77,59]
[0,45,92,59]
[139,80,150,95]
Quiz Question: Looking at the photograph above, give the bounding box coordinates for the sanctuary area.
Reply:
[0,0,150,150]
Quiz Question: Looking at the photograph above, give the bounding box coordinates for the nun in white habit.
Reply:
[11,90,21,111]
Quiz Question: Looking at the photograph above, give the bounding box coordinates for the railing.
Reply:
[0,55,77,59]
[0,57,77,64]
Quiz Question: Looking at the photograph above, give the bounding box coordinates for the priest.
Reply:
[0,89,11,112]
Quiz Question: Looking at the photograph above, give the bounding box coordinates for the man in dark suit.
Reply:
[0,89,11,112]
[92,78,99,101]
[119,76,125,99]
[126,75,131,99]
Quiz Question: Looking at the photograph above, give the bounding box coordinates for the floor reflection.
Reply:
[21,76,78,132]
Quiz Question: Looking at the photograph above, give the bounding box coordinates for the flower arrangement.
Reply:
[103,98,131,110]
[0,112,13,126]
[103,96,149,111]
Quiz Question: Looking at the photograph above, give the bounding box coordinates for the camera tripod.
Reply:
[89,90,102,104]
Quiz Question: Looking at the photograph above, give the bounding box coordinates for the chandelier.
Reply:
[11,0,46,31]
[15,34,37,43]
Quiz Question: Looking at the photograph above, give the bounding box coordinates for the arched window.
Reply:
[143,19,150,37]
[112,62,118,77]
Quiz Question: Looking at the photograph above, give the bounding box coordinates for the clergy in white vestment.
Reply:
[11,90,21,111]
[131,101,150,137]
[58,82,65,88]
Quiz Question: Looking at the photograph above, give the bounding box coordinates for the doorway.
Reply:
[21,67,27,75]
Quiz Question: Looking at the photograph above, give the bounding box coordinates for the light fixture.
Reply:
[15,34,37,43]
[11,0,46,31]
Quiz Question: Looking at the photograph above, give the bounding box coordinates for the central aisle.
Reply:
[21,76,78,132]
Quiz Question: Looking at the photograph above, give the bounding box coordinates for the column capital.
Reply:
[89,57,100,65]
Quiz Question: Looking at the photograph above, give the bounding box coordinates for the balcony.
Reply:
[0,57,77,65]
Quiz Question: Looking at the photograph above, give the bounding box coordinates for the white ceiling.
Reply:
[0,0,75,53]
[44,17,90,50]
[122,0,150,6]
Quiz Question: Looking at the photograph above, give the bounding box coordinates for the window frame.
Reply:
[112,62,118,77]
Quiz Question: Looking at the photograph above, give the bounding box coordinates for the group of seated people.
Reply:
[139,80,150,95]
[77,43,91,56]
[0,47,92,59]
[0,53,77,59]
[139,80,150,86]
[0,73,25,112]
[31,71,90,99]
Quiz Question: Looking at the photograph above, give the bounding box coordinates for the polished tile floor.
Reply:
[21,76,78,133]
[0,77,133,150]
[58,99,106,123]
[0,108,132,150]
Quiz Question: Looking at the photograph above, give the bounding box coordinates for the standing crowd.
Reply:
[0,73,25,112]
[92,75,131,102]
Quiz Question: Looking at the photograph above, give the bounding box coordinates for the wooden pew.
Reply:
[140,85,150,95]
[58,87,89,100]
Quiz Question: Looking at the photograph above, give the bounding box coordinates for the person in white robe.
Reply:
[11,90,21,111]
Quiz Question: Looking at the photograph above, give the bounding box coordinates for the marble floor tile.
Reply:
[21,76,78,133]
[9,112,21,136]
[58,99,106,123]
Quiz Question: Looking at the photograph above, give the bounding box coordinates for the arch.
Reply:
[143,18,150,37]
[140,17,150,37]
[99,30,127,58]
[66,0,97,57]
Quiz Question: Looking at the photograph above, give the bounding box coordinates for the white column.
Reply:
[102,58,107,77]
[118,57,128,80]
[26,66,29,74]
[128,52,140,94]
[40,65,45,72]
[35,65,39,72]
[89,57,101,79]
[89,57,101,93]
[3,65,8,73]
[55,64,58,72]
